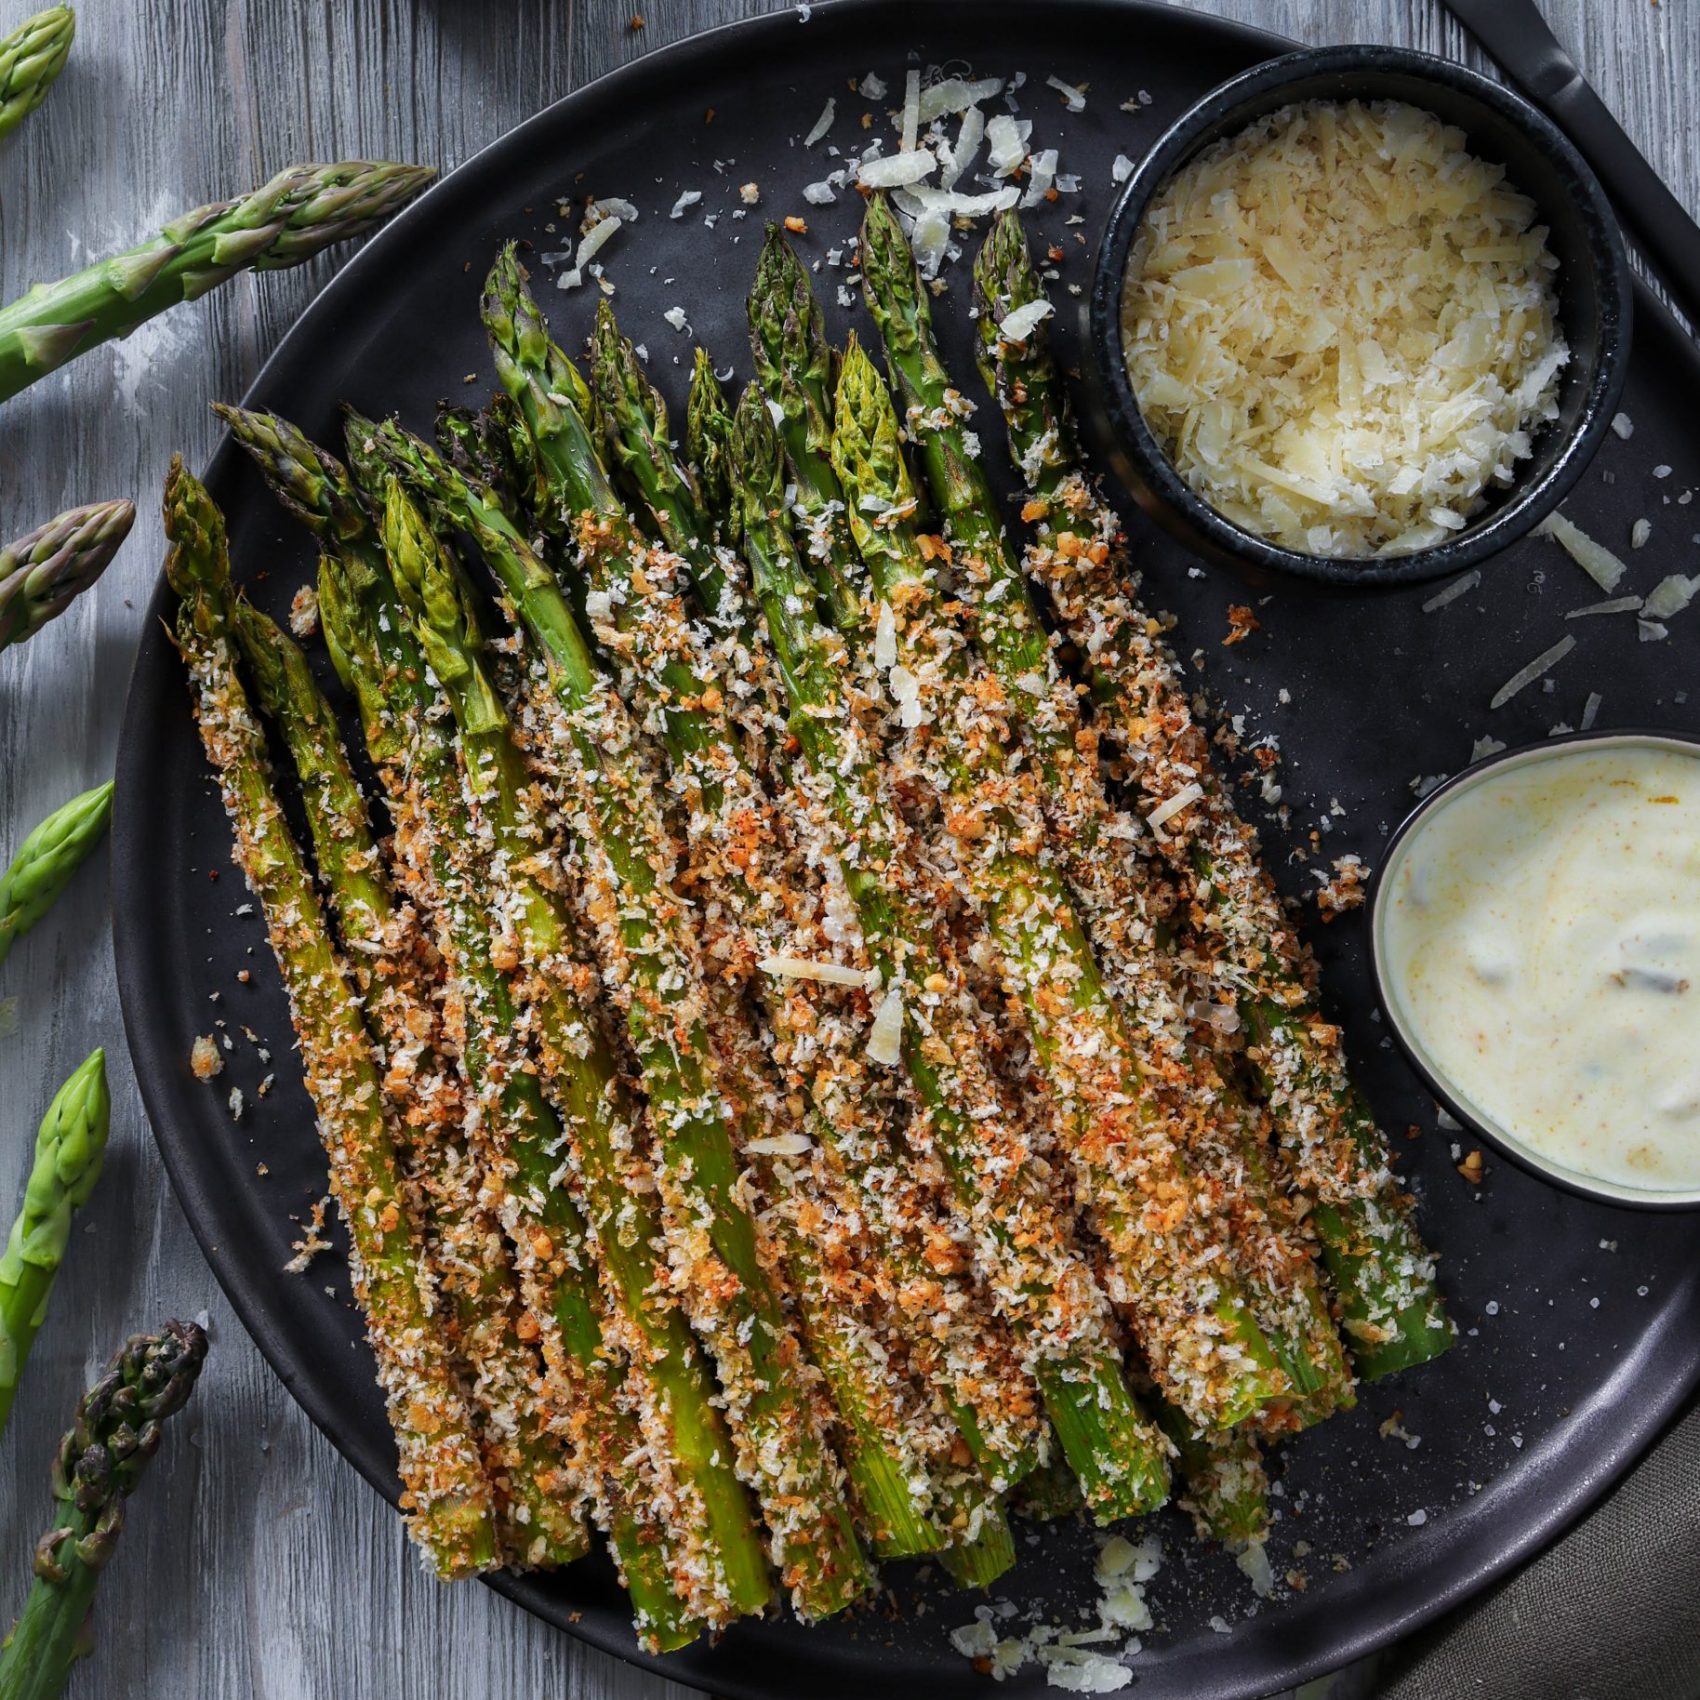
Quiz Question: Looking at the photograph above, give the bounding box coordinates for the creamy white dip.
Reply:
[1379,741,1700,1193]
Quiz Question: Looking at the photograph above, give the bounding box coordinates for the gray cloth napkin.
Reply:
[1298,1396,1700,1700]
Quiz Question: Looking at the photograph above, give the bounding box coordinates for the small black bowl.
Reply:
[1084,45,1633,592]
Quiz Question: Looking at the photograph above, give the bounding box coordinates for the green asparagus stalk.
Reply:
[828,335,1292,1430]
[373,390,872,1617]
[0,162,433,402]
[0,1320,207,1700]
[214,400,732,1643]
[581,308,1038,1512]
[1152,1400,1270,1551]
[0,7,72,143]
[746,227,871,638]
[851,205,1351,1420]
[315,549,717,1644]
[375,465,860,1618]
[0,501,133,653]
[730,383,1169,1520]
[968,207,1452,1378]
[585,301,1033,1561]
[435,394,545,532]
[163,457,498,1579]
[0,1050,108,1436]
[232,600,588,1569]
[686,348,736,541]
[0,782,112,969]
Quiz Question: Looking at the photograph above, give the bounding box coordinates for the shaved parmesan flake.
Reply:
[873,600,898,669]
[858,149,938,188]
[1421,569,1480,612]
[1580,691,1602,731]
[745,1133,813,1157]
[986,112,1029,175]
[1235,1542,1274,1598]
[998,299,1054,343]
[1112,152,1136,183]
[867,986,905,1065]
[662,305,690,333]
[938,103,986,190]
[860,71,887,100]
[1632,518,1652,548]
[901,68,921,153]
[901,184,1021,218]
[1535,511,1627,591]
[1147,782,1204,834]
[909,206,951,276]
[1611,411,1634,439]
[918,75,1002,122]
[1641,573,1700,620]
[1471,735,1507,761]
[803,178,840,206]
[758,954,868,987]
[1021,146,1059,208]
[556,201,633,289]
[1123,101,1568,558]
[803,98,835,146]
[1045,74,1087,111]
[1040,1652,1131,1693]
[1490,635,1575,709]
[668,189,702,219]
[1639,619,1670,643]
[1564,596,1642,619]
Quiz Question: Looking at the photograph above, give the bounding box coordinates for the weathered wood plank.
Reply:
[0,1,1690,1695]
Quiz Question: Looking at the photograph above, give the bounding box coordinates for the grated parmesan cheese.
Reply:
[1122,101,1568,558]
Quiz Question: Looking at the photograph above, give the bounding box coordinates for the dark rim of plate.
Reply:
[109,6,1700,1698]
[1371,726,1700,1212]
[1086,43,1634,589]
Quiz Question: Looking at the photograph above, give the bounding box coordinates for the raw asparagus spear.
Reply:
[0,7,72,143]
[0,501,133,653]
[731,385,1169,1520]
[376,464,864,1618]
[585,301,1031,1562]
[829,335,1293,1430]
[214,400,732,1643]
[162,456,498,1579]
[375,402,869,1621]
[233,600,588,1568]
[0,781,113,969]
[0,162,432,402]
[969,207,1451,1378]
[0,1050,108,1436]
[0,1321,207,1700]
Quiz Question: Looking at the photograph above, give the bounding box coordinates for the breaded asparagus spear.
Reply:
[162,456,497,1579]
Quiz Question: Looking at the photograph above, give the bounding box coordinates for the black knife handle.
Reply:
[1542,68,1700,330]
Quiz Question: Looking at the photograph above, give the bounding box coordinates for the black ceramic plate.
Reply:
[112,4,1700,1696]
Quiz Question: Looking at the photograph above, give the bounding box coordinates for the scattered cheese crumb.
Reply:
[288,584,319,637]
[190,1034,223,1080]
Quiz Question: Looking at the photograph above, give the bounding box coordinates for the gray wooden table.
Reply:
[0,1,1692,1696]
